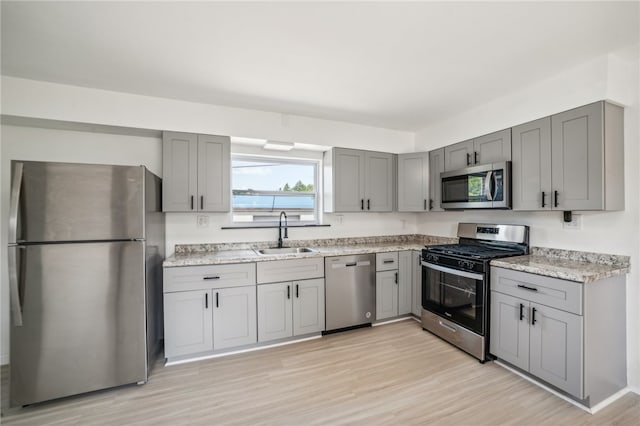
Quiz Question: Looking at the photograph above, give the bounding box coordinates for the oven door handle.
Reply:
[421,261,484,281]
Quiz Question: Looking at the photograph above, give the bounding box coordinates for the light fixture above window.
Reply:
[263,140,294,151]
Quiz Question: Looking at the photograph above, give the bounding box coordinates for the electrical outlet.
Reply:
[197,215,209,228]
[563,214,582,230]
[336,215,344,224]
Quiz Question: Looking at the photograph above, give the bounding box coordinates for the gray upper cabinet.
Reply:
[397,152,429,212]
[197,134,231,212]
[162,131,230,212]
[428,148,445,211]
[551,101,623,211]
[474,129,512,164]
[444,139,474,171]
[513,101,624,211]
[512,117,552,210]
[163,132,198,212]
[324,148,395,212]
[365,151,395,212]
[444,129,511,172]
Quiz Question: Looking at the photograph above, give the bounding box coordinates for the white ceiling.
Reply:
[1,1,638,131]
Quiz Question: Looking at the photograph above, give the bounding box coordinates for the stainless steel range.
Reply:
[421,223,529,362]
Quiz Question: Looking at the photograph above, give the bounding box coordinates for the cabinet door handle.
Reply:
[395,272,398,284]
[466,153,471,166]
[190,195,194,210]
[429,199,433,210]
[200,195,204,210]
[205,293,208,309]
[474,151,478,164]
[287,285,290,299]
[541,191,546,208]
[531,307,537,325]
[361,199,364,210]
[554,190,559,208]
[216,292,219,308]
[519,303,524,321]
[424,199,427,210]
[517,284,538,292]
[296,284,299,298]
[367,199,370,210]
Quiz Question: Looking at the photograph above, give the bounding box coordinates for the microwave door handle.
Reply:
[492,172,499,201]
[484,170,493,201]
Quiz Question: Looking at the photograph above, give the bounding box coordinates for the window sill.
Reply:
[221,223,331,230]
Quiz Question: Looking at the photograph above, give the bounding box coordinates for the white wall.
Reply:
[0,77,416,364]
[415,49,640,392]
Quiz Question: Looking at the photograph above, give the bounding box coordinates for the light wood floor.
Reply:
[1,320,639,425]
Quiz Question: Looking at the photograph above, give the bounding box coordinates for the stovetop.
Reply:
[425,243,525,260]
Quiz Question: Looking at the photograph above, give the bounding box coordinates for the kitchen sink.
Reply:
[255,247,315,255]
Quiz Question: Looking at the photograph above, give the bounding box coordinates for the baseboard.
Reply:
[494,360,630,414]
[165,335,322,366]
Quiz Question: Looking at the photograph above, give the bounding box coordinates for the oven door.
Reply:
[440,162,510,209]
[421,261,485,335]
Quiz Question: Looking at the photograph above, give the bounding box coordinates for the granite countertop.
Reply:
[163,234,457,267]
[490,247,630,283]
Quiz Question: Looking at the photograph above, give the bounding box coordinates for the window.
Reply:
[231,156,319,223]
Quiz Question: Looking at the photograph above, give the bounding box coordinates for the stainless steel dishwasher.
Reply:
[324,254,376,332]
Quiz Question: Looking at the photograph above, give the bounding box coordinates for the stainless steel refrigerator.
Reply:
[8,160,165,406]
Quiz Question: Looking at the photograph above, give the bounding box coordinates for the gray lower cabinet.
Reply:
[397,152,429,212]
[324,147,395,212]
[513,101,624,211]
[397,251,412,315]
[258,278,325,343]
[490,291,582,396]
[375,251,412,320]
[164,285,257,359]
[162,131,230,212]
[376,270,398,320]
[163,263,257,360]
[490,266,626,407]
[164,289,213,358]
[444,129,511,171]
[411,250,422,316]
[428,148,445,211]
[212,286,258,351]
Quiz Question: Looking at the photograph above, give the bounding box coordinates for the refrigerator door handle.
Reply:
[8,246,23,326]
[9,162,24,244]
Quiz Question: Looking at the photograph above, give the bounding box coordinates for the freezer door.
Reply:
[10,241,146,406]
[10,161,144,243]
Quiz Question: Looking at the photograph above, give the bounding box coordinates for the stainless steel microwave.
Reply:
[440,161,511,209]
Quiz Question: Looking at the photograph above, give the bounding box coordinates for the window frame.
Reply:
[230,154,321,224]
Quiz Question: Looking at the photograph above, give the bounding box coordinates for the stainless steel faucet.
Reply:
[277,211,288,248]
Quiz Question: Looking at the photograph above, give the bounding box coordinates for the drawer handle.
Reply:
[383,259,395,264]
[203,276,221,280]
[345,262,357,267]
[438,321,457,333]
[517,284,538,292]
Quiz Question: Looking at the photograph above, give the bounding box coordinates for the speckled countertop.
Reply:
[163,234,457,267]
[490,247,630,283]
